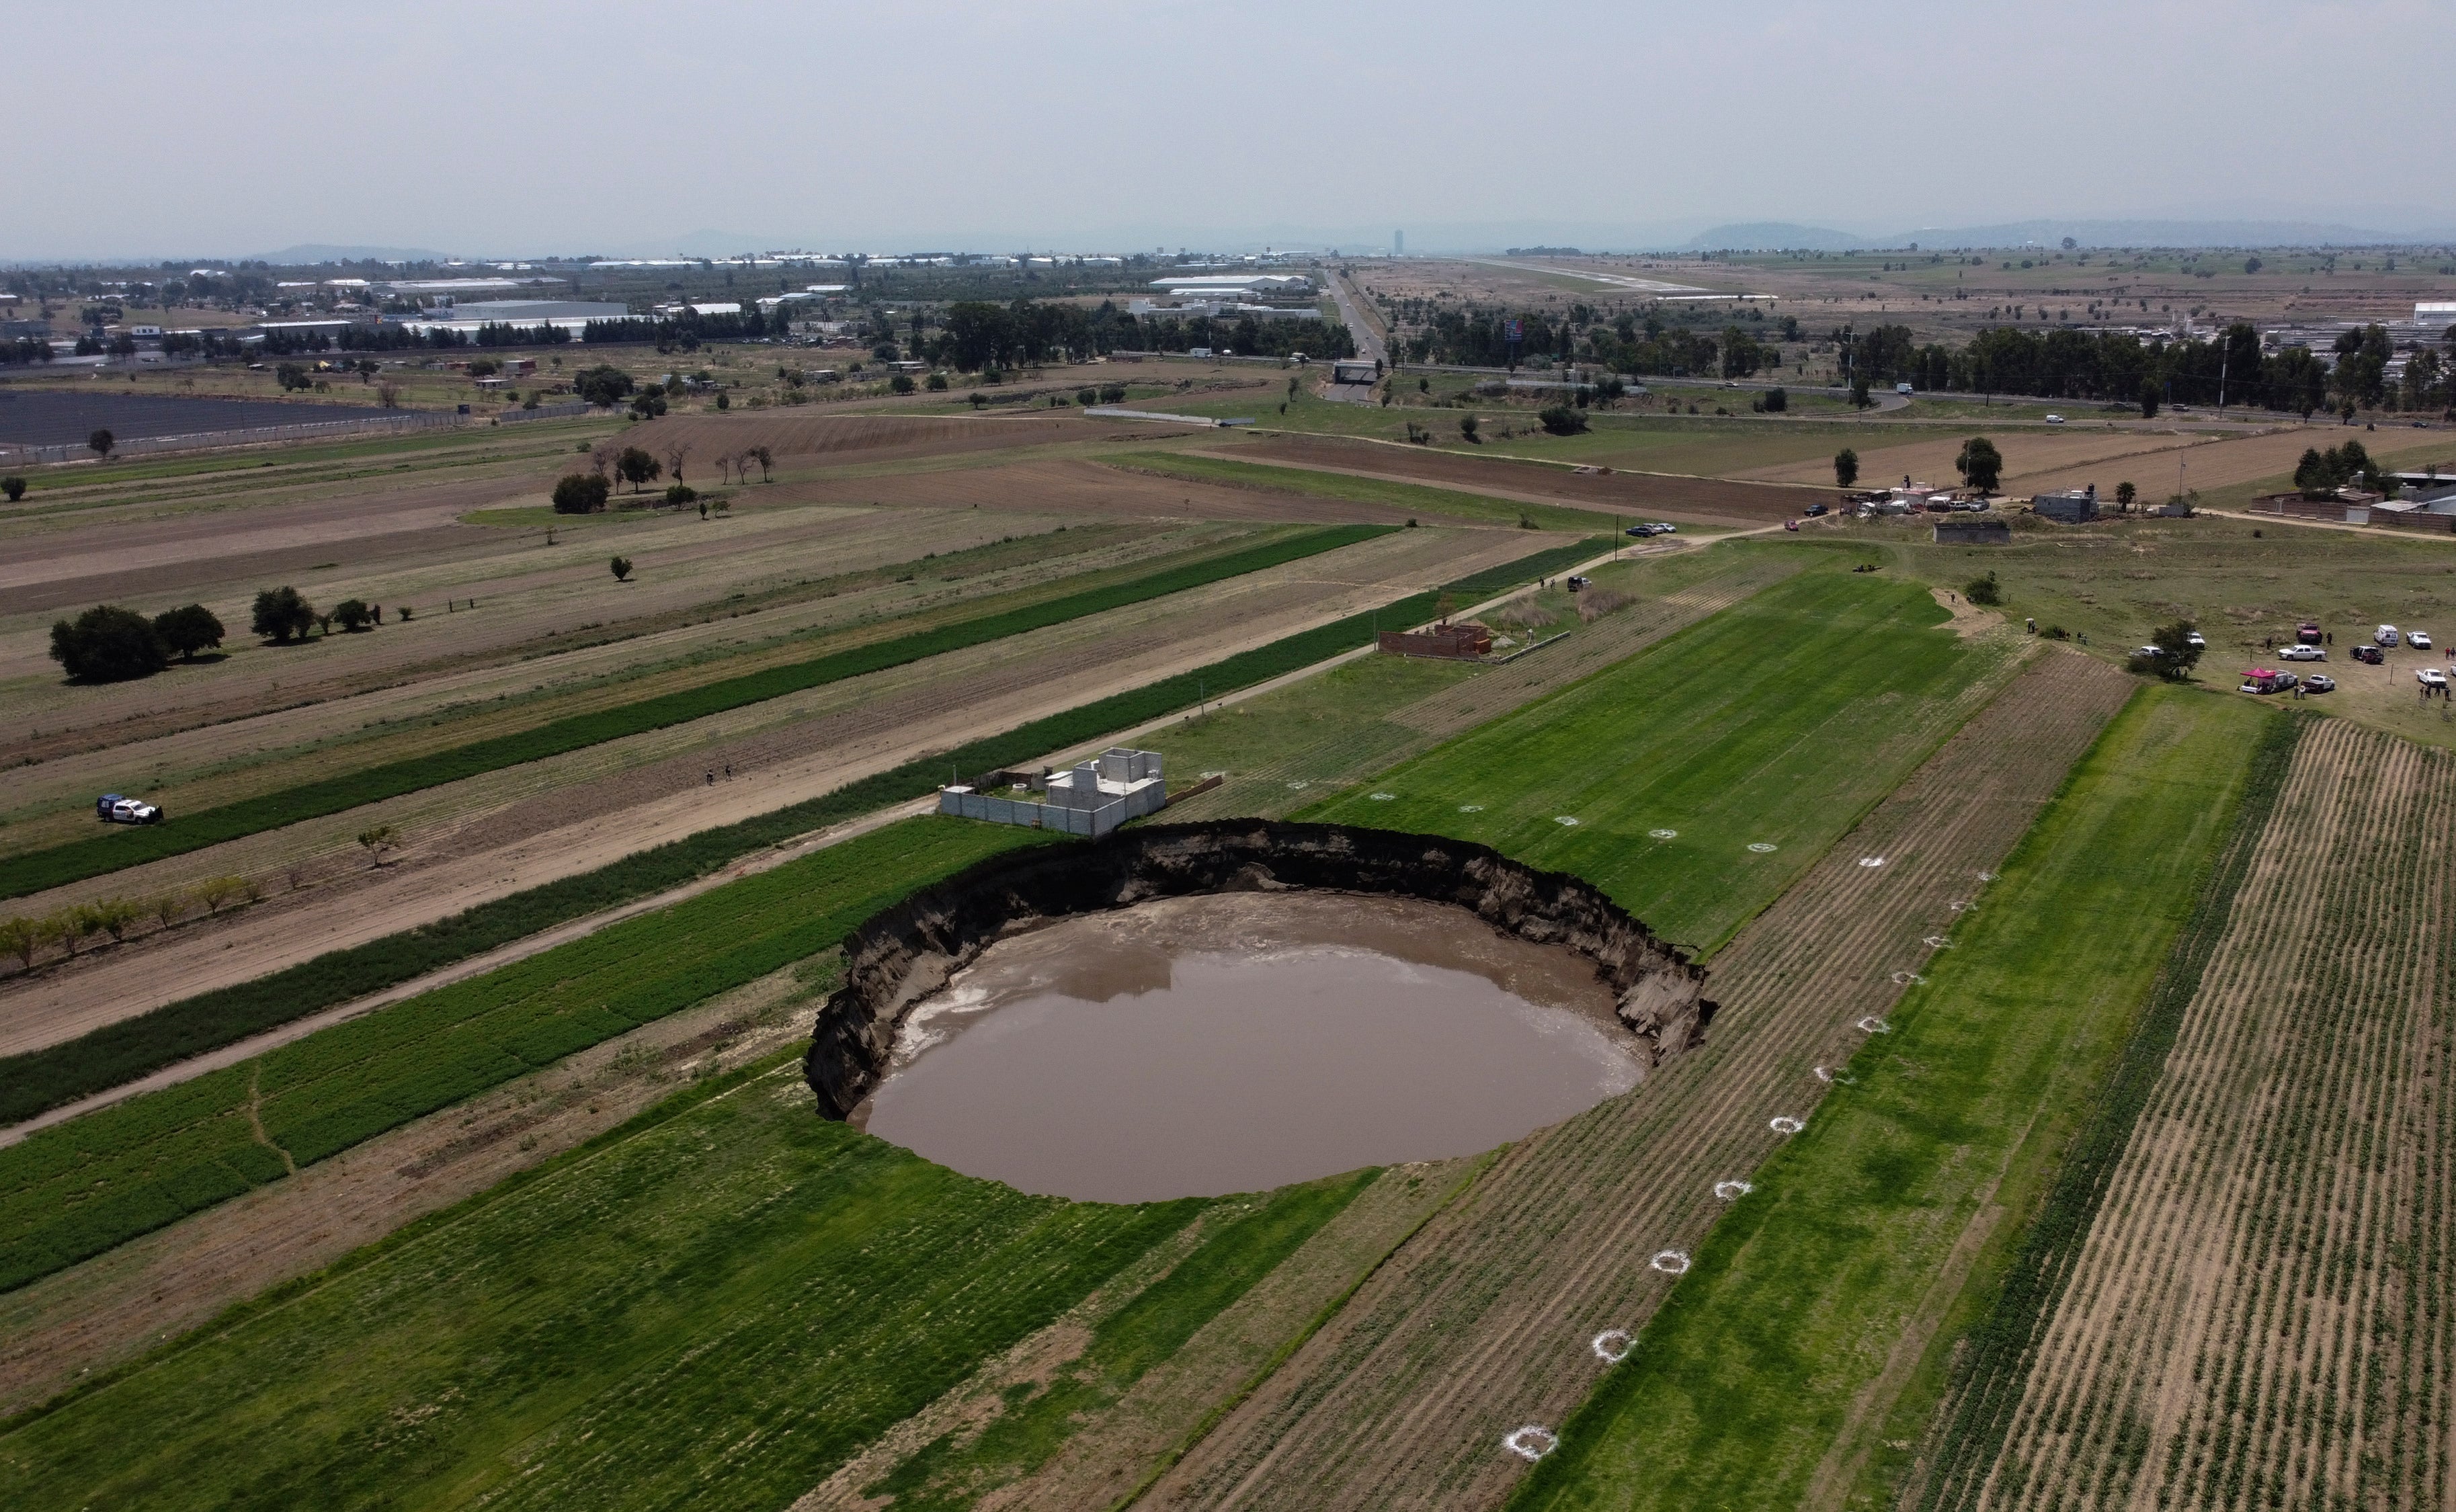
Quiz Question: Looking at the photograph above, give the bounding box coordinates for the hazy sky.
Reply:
[13,0,2452,259]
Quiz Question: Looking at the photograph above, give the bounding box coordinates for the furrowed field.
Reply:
[1509,686,2273,1511]
[1305,565,2023,951]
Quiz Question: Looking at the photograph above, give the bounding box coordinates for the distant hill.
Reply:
[245,243,456,265]
[1885,218,2447,249]
[1683,222,1867,251]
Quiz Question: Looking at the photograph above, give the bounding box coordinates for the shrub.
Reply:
[1762,386,1787,413]
[550,472,611,514]
[1538,403,1588,435]
[1965,571,2002,606]
[48,605,169,681]
[251,586,316,643]
[1,476,24,502]
[891,374,917,395]
[610,555,634,583]
[926,372,949,391]
[665,483,698,507]
[333,599,374,632]
[152,603,224,659]
[1460,413,1481,442]
[0,916,39,970]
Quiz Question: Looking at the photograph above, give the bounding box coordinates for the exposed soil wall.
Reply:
[805,820,1712,1118]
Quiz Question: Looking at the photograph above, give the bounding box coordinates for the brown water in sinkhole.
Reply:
[851,892,1643,1202]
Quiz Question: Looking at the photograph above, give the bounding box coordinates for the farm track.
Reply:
[1934,719,2456,1512]
[1163,549,1811,823]
[1141,652,2135,1510]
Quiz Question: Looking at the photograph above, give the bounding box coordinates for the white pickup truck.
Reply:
[95,793,164,825]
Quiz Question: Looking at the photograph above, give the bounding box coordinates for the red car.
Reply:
[2353,644,2385,665]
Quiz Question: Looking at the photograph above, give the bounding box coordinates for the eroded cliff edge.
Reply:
[805,820,1713,1118]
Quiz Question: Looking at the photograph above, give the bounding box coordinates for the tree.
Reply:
[49,605,167,681]
[2139,378,2160,419]
[275,362,313,392]
[665,483,698,507]
[356,824,401,868]
[315,610,335,637]
[1460,413,1481,443]
[1762,386,1787,412]
[355,358,380,383]
[891,373,917,394]
[629,389,667,420]
[615,446,661,493]
[333,598,374,632]
[251,585,317,643]
[1834,448,1860,488]
[1964,571,2002,606]
[1849,378,1871,410]
[573,364,634,407]
[1955,436,2004,493]
[551,472,611,514]
[663,444,690,485]
[2244,256,2262,274]
[89,896,142,943]
[2147,619,2203,682]
[1537,403,1588,435]
[1,476,24,502]
[152,603,225,659]
[926,371,948,391]
[751,446,774,482]
[610,555,633,582]
[2115,481,2137,507]
[0,915,39,970]
[88,428,114,459]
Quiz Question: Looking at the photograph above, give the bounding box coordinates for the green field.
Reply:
[1508,685,2271,1511]
[0,1056,1244,1511]
[0,818,1042,1293]
[1305,565,2019,952]
[2,524,1390,900]
[1117,449,1624,533]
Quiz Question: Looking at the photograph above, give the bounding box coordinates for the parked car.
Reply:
[95,793,163,825]
[2303,674,2335,692]
[2421,668,2449,689]
[1649,522,1676,534]
[2411,630,2434,650]
[2280,644,2326,661]
[1565,575,1591,591]
[2296,621,2322,644]
[2186,630,2207,649]
[1895,382,1914,395]
[2377,624,2402,646]
[1625,525,1649,536]
[2134,644,2168,660]
[1805,503,1829,517]
[2045,413,2067,425]
[2353,644,2385,665]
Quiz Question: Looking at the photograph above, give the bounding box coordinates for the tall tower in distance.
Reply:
[1393,230,1404,256]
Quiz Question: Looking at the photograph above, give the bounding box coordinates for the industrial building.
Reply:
[938,747,1169,837]
[2031,485,2100,524]
[391,300,627,337]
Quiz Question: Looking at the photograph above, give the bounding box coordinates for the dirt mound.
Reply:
[621,411,1155,468]
[1231,432,1825,524]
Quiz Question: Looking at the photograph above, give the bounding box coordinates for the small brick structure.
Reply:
[1378,620,1493,661]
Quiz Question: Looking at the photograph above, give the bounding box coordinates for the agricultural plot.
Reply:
[1916,718,2456,1512]
[1304,565,2024,952]
[0,817,1039,1292]
[1112,450,1625,534]
[1508,687,2272,1512]
[0,1058,1212,1512]
[1155,541,1817,822]
[1145,652,2139,1510]
[1,525,1389,899]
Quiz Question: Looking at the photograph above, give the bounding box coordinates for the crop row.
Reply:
[1,523,1391,900]
[1904,708,2303,1511]
[0,1062,1215,1510]
[0,817,1040,1294]
[0,535,1603,1126]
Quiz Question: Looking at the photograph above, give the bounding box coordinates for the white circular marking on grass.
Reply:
[1556,815,1582,827]
[1891,971,1927,986]
[1976,871,1997,882]
[1714,1179,1753,1201]
[1814,1066,1858,1086]
[1285,780,1311,790]
[1769,1116,1806,1135]
[1370,792,1396,801]
[1504,1425,1559,1460]
[1648,827,1678,839]
[1649,1249,1692,1275]
[1922,935,1953,949]
[1748,841,1778,853]
[1856,1016,1893,1034]
[1591,1329,1634,1363]
[1459,803,1484,812]
[1858,855,1887,868]
[1949,900,1975,913]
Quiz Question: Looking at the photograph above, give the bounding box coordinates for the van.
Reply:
[1895,382,1914,395]
[2377,625,2402,647]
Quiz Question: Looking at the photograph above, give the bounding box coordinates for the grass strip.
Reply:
[0,818,1047,1294]
[1,523,1392,900]
[861,1169,1381,1510]
[1116,450,1625,534]
[0,536,1602,1127]
[0,1061,1213,1511]
[1507,685,2268,1512]
[1897,708,2306,1512]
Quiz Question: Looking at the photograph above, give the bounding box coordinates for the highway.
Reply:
[1322,267,1386,403]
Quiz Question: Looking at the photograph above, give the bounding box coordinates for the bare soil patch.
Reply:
[1227,431,1824,523]
[620,410,1159,468]
[815,456,1405,525]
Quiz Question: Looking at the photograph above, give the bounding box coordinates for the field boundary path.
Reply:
[1926,718,2456,1512]
[1140,651,2135,1510]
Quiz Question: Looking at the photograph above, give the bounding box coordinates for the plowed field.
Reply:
[1922,719,2456,1512]
[618,409,1153,467]
[1141,653,2135,1509]
[1222,431,1824,524]
[809,456,1407,524]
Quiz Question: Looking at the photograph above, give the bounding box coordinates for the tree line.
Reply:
[932,300,1353,372]
[48,585,403,683]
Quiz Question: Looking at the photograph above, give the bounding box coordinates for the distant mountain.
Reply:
[246,243,456,265]
[1683,222,1868,251]
[1885,218,2451,249]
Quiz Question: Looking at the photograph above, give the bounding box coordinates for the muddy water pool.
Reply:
[853,892,1643,1202]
